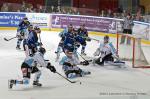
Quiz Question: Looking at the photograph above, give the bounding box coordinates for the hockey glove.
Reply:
[80,61,89,66]
[47,63,56,73]
[36,42,43,46]
[86,37,91,42]
[63,62,73,67]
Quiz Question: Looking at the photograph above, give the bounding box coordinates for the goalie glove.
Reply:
[80,61,89,66]
[47,63,56,73]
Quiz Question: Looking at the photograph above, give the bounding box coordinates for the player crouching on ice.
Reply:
[59,50,91,79]
[8,47,56,89]
[93,35,125,67]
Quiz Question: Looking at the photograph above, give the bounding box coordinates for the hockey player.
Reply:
[77,24,89,55]
[34,26,42,44]
[59,50,90,78]
[33,26,43,47]
[63,27,76,53]
[55,24,73,53]
[93,35,124,66]
[55,24,74,61]
[24,24,39,56]
[16,17,30,49]
[8,47,56,89]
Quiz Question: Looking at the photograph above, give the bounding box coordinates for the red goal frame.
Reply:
[116,33,150,68]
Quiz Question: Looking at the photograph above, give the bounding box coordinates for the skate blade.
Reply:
[8,80,12,89]
[33,85,42,87]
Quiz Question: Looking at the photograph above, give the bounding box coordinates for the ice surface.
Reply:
[0,30,150,99]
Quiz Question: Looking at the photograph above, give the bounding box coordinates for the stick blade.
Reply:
[71,81,77,83]
[4,38,8,41]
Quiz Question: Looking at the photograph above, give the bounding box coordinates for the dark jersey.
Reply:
[18,21,30,30]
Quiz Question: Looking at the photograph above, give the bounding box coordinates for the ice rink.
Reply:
[0,30,150,99]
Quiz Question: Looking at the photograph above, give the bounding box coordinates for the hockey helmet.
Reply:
[23,17,28,21]
[34,26,40,30]
[39,47,46,54]
[104,35,109,43]
[28,24,33,29]
[104,35,109,40]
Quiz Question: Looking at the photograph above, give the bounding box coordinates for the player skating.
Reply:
[16,17,30,50]
[8,47,56,89]
[24,25,41,56]
[34,26,43,47]
[93,35,125,66]
[77,24,90,55]
[55,24,74,61]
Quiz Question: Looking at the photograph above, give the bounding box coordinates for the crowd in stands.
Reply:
[0,1,150,23]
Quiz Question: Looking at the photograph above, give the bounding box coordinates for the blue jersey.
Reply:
[63,32,75,51]
[78,28,88,37]
[27,30,38,47]
[18,20,30,31]
[75,35,85,44]
[77,28,88,42]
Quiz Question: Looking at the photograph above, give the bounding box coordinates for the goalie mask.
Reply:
[104,35,109,43]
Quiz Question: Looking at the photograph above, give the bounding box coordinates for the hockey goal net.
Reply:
[116,33,150,68]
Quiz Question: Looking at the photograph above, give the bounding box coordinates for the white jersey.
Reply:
[24,52,47,68]
[94,42,117,57]
[33,52,48,67]
[59,55,80,66]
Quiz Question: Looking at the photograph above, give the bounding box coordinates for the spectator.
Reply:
[36,4,45,13]
[61,7,67,14]
[1,3,9,12]
[20,1,26,12]
[28,4,34,12]
[135,7,142,21]
[100,10,106,17]
[106,9,113,18]
[25,8,30,12]
[117,5,123,14]
[72,7,80,15]
[67,8,73,15]
[113,13,118,18]
[51,5,54,13]
[56,6,61,13]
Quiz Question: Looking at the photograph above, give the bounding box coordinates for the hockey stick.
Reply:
[77,52,92,62]
[80,36,99,42]
[89,37,99,42]
[4,36,17,41]
[56,72,78,83]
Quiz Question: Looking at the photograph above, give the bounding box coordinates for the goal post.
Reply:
[116,33,150,68]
